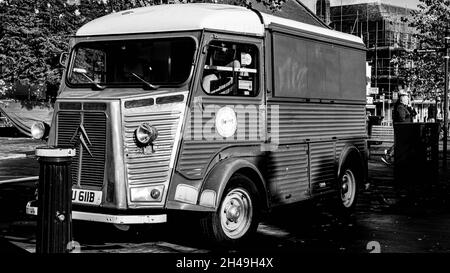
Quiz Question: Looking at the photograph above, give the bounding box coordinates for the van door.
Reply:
[176,33,265,180]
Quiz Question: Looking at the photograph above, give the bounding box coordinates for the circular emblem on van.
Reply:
[215,106,237,138]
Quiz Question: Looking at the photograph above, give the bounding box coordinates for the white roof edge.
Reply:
[75,3,364,45]
[261,13,364,45]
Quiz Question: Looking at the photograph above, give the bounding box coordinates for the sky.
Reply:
[302,0,421,11]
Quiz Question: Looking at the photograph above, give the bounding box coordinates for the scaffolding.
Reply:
[329,2,419,123]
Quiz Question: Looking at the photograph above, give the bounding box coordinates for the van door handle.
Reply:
[194,96,204,111]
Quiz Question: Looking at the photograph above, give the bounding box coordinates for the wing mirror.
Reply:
[59,52,69,67]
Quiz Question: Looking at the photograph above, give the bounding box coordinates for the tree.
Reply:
[0,0,156,99]
[205,0,285,11]
[395,0,450,101]
[0,0,286,100]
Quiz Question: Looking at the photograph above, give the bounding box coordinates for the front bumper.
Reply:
[26,201,167,224]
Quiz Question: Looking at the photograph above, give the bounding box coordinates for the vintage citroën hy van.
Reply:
[27,3,368,244]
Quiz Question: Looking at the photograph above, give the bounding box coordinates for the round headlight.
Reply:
[31,122,47,140]
[150,189,161,200]
[135,123,158,146]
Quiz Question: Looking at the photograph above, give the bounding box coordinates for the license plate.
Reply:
[72,189,102,205]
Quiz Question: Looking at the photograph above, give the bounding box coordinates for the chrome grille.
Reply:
[57,110,107,189]
[124,111,181,186]
[57,112,81,185]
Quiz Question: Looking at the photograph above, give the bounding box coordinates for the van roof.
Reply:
[76,3,363,45]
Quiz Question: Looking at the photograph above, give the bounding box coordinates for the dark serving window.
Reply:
[67,37,196,87]
[201,41,258,96]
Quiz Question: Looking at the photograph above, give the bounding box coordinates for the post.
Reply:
[375,21,378,88]
[36,147,75,253]
[444,36,449,172]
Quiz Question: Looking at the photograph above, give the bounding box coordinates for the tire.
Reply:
[200,174,259,246]
[335,162,360,215]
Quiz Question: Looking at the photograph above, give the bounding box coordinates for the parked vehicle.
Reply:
[27,3,368,245]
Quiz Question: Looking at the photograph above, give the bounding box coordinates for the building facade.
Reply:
[325,1,427,123]
[316,0,331,25]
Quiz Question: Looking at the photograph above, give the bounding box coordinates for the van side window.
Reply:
[272,33,365,101]
[201,41,258,96]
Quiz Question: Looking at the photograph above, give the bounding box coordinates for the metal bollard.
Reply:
[35,147,75,254]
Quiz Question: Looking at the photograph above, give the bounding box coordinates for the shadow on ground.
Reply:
[2,157,450,253]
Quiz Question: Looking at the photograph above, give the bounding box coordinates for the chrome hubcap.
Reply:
[341,182,348,193]
[225,203,241,222]
[220,188,253,239]
[341,169,356,208]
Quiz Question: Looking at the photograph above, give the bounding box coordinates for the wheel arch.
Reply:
[337,144,366,185]
[200,158,269,212]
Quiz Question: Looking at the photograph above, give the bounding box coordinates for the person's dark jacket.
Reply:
[393,103,414,123]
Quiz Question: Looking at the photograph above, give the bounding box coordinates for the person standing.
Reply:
[393,93,415,123]
[382,92,416,165]
[427,104,437,122]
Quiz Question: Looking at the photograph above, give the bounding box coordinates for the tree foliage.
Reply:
[212,0,285,10]
[0,0,285,99]
[0,0,149,91]
[394,0,450,100]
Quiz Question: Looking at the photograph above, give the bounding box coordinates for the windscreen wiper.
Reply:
[73,68,106,90]
[129,72,159,90]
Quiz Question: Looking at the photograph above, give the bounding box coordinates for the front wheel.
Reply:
[200,174,259,246]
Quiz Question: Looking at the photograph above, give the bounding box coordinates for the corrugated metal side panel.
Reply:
[177,141,225,178]
[335,140,366,158]
[183,97,263,142]
[267,144,309,204]
[335,142,346,163]
[310,142,336,195]
[177,96,263,179]
[268,102,365,143]
[355,140,367,156]
[124,110,181,185]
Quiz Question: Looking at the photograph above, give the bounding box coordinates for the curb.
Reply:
[0,154,27,161]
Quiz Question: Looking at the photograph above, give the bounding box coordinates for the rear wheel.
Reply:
[200,174,259,246]
[335,162,360,215]
[340,168,357,209]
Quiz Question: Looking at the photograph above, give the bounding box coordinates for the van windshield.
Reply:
[67,37,196,88]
